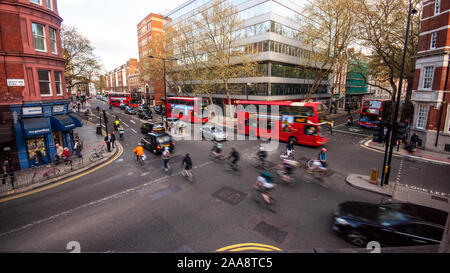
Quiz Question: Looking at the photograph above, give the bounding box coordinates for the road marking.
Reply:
[122,122,129,127]
[130,120,136,124]
[216,243,281,252]
[131,128,137,134]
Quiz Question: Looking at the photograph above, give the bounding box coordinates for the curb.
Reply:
[345,174,393,197]
[0,143,122,200]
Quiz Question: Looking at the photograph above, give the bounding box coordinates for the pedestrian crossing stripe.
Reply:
[216,243,281,252]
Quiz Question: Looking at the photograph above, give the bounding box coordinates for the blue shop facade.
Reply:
[10,100,82,170]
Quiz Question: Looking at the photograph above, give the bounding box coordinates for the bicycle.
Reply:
[274,165,296,186]
[209,150,225,163]
[134,154,145,166]
[303,167,333,188]
[250,156,268,170]
[225,156,241,175]
[31,165,61,182]
[89,147,105,162]
[280,150,295,160]
[181,168,194,182]
[251,188,277,213]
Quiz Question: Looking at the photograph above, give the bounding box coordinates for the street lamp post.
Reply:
[149,55,178,127]
[380,3,417,186]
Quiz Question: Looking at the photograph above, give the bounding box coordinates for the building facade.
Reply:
[163,0,332,112]
[137,13,167,106]
[410,0,450,153]
[0,0,82,170]
[105,58,139,93]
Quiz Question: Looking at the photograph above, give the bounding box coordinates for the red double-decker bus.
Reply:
[166,97,209,123]
[237,101,328,146]
[358,100,392,128]
[109,92,140,107]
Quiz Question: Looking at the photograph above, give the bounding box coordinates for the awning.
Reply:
[22,117,51,138]
[50,115,76,131]
[67,113,83,127]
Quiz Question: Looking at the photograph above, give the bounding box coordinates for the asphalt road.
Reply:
[0,98,448,252]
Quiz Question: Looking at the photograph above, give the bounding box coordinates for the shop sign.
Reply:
[52,105,65,113]
[23,107,43,115]
[7,79,25,87]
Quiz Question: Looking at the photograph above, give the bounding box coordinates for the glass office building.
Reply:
[164,0,331,105]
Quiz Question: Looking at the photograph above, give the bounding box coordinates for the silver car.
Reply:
[200,125,227,141]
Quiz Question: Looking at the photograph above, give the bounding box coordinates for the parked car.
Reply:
[119,103,127,110]
[142,131,175,154]
[138,110,152,120]
[200,124,228,141]
[124,106,136,115]
[140,122,157,134]
[332,201,447,247]
[155,105,166,115]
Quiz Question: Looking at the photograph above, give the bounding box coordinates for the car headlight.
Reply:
[335,217,350,226]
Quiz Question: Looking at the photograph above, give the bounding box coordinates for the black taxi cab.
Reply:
[142,128,175,155]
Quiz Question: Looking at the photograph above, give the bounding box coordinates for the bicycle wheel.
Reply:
[307,159,314,169]
[89,153,99,163]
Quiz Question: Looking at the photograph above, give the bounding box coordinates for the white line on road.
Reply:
[130,120,136,124]
[122,122,129,127]
[131,129,137,134]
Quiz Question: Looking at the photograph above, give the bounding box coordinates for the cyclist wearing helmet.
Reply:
[286,139,295,158]
[133,141,144,162]
[229,147,240,170]
[211,142,223,158]
[162,147,171,171]
[257,145,268,164]
[318,148,327,168]
[182,153,192,171]
[254,171,274,205]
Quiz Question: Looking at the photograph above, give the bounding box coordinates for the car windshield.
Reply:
[156,136,171,144]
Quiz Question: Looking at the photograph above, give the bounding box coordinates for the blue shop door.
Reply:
[26,137,50,167]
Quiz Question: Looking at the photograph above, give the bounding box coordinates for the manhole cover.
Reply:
[253,221,288,244]
[212,187,247,205]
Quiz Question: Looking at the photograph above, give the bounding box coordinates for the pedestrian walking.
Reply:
[2,158,15,189]
[328,120,334,135]
[73,137,83,159]
[110,131,116,149]
[33,149,45,166]
[55,143,64,162]
[104,134,111,152]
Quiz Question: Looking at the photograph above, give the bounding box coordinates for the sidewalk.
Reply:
[346,174,450,212]
[363,139,450,165]
[0,116,120,199]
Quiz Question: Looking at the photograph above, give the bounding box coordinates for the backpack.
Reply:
[77,141,83,152]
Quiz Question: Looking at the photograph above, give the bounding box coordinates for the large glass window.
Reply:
[49,27,57,54]
[46,0,53,10]
[38,70,52,96]
[30,0,42,5]
[32,23,46,52]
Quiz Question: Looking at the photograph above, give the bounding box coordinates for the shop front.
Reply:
[11,102,83,169]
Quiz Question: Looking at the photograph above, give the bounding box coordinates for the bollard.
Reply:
[369,168,378,184]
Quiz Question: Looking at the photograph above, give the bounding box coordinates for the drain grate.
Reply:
[212,186,247,205]
[253,221,288,244]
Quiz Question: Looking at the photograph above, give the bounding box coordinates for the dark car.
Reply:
[140,122,157,134]
[142,132,175,154]
[155,105,166,115]
[124,106,136,115]
[119,103,127,110]
[332,201,447,247]
[138,105,152,112]
[138,110,152,120]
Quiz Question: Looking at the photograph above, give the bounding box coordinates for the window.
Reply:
[32,23,46,52]
[46,0,53,10]
[435,0,441,15]
[422,66,434,90]
[49,27,57,54]
[416,104,429,129]
[54,71,62,95]
[30,0,42,5]
[38,70,52,96]
[430,32,437,49]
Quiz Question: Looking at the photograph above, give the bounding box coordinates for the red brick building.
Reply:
[411,0,450,153]
[105,58,139,93]
[137,13,167,106]
[1,0,80,170]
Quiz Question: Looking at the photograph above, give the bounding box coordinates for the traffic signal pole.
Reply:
[382,3,415,186]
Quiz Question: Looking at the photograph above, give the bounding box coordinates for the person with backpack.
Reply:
[74,137,83,158]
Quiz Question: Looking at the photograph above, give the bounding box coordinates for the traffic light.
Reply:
[372,120,383,143]
[395,121,407,141]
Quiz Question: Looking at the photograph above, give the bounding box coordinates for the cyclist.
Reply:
[254,171,274,205]
[257,145,268,167]
[114,117,120,131]
[133,141,144,163]
[229,147,240,170]
[308,157,327,176]
[211,142,223,158]
[286,140,295,158]
[318,148,327,168]
[162,147,171,171]
[182,153,193,177]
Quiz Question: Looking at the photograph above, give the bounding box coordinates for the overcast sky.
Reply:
[58,0,187,72]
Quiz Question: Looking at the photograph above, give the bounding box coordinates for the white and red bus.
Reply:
[358,100,392,128]
[109,92,140,107]
[237,100,328,146]
[166,97,209,123]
